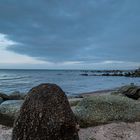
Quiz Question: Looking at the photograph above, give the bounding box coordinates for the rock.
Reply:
[12,83,79,140]
[0,100,23,127]
[0,97,3,104]
[0,92,9,100]
[8,91,25,100]
[0,91,25,101]
[80,73,88,76]
[69,98,83,106]
[112,85,140,100]
[125,68,140,77]
[73,95,140,128]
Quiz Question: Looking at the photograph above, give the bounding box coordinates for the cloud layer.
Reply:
[0,0,140,69]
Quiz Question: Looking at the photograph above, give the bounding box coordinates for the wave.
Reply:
[0,76,32,81]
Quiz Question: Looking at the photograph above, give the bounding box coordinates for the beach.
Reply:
[1,85,140,140]
[1,122,140,140]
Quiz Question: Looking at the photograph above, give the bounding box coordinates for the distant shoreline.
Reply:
[0,68,136,71]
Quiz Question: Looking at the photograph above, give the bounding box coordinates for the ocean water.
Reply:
[0,69,140,96]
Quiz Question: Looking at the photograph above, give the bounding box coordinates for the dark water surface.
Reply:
[0,69,140,95]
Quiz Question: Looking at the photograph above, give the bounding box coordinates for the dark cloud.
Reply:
[0,0,140,64]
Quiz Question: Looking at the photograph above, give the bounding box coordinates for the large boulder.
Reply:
[0,100,23,126]
[12,83,79,140]
[73,95,140,128]
[112,85,140,100]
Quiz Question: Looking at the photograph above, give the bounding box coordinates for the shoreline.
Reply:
[79,88,116,97]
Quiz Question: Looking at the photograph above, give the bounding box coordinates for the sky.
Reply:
[0,0,140,69]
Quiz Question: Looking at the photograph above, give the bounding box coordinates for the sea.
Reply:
[0,69,140,96]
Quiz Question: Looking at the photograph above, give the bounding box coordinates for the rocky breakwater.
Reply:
[80,68,140,77]
[125,68,140,77]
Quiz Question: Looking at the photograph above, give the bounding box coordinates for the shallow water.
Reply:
[0,69,140,95]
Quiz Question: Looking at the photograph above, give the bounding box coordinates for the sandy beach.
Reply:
[1,122,140,140]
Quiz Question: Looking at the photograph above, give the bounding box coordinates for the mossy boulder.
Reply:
[111,85,140,100]
[73,95,140,128]
[0,100,23,126]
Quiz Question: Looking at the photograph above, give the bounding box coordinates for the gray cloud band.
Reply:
[0,0,140,64]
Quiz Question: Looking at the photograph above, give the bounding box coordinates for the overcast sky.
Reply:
[0,0,140,69]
